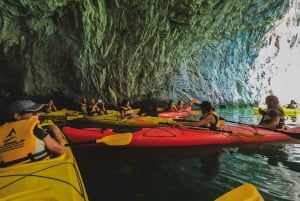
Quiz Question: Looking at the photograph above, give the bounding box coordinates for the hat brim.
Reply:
[24,104,46,112]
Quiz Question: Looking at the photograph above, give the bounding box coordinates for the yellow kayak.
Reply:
[215,183,264,201]
[67,114,174,128]
[253,107,300,117]
[39,108,142,123]
[0,120,89,201]
[38,109,83,123]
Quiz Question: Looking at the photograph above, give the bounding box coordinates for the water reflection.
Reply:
[73,106,300,201]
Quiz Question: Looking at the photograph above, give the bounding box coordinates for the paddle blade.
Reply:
[190,98,197,104]
[96,133,133,146]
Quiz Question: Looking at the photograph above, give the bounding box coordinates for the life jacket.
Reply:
[0,118,49,167]
[200,111,219,130]
[87,103,100,116]
[260,106,286,128]
[120,106,133,118]
[79,102,87,113]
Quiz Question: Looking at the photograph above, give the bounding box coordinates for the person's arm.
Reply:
[52,103,57,111]
[260,117,280,128]
[258,108,266,115]
[44,105,51,113]
[43,124,65,155]
[176,114,215,127]
[259,109,281,128]
[173,105,178,112]
[120,108,126,119]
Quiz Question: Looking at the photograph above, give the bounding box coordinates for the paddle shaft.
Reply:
[65,139,98,146]
[65,133,133,146]
[223,118,300,139]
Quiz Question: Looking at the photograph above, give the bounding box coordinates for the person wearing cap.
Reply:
[175,101,220,130]
[97,99,108,115]
[0,100,65,167]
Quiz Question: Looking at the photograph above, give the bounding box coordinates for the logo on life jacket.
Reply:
[0,128,25,153]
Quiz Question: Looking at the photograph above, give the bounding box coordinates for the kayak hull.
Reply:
[62,124,294,148]
[67,115,174,128]
[38,109,83,123]
[157,106,192,118]
[253,107,300,117]
[0,121,89,201]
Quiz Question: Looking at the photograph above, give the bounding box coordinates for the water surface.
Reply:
[74,106,300,201]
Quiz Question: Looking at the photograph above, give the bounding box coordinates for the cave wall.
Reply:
[0,0,292,107]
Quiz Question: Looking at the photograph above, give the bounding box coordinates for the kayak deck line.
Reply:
[0,120,89,201]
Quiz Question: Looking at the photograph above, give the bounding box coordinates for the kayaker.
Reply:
[120,99,138,119]
[87,98,101,116]
[44,98,57,113]
[286,99,298,109]
[0,100,65,167]
[97,99,108,115]
[259,95,286,129]
[79,97,88,114]
[168,100,177,112]
[175,101,219,130]
[177,100,185,111]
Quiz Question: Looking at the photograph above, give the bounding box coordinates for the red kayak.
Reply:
[62,124,296,147]
[157,106,192,118]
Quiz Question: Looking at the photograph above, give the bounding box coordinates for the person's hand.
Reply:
[258,108,266,115]
[173,122,182,127]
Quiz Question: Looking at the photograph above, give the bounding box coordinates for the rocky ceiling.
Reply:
[0,0,293,107]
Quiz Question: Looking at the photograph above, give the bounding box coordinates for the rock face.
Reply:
[0,0,296,107]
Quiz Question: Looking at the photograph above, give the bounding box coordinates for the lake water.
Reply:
[73,107,300,201]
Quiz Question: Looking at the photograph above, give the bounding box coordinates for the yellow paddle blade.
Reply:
[190,98,197,104]
[95,133,133,146]
[215,183,264,201]
[67,115,84,121]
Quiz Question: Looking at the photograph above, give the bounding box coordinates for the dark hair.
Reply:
[121,99,129,107]
[200,101,215,112]
[266,95,279,105]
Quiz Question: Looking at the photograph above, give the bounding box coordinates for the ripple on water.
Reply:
[75,107,300,201]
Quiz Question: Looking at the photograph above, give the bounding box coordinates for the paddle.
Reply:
[190,98,197,104]
[174,124,260,137]
[65,133,133,146]
[222,118,300,139]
